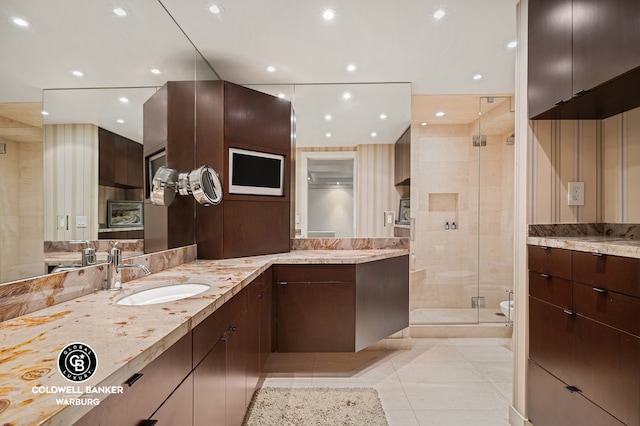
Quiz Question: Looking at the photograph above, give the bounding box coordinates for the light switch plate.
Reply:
[57,215,66,230]
[384,211,394,226]
[568,182,585,206]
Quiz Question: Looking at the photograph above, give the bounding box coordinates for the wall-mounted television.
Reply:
[228,148,284,196]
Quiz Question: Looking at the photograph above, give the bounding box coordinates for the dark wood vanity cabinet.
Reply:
[76,269,273,426]
[527,245,640,426]
[275,255,409,352]
[528,0,640,119]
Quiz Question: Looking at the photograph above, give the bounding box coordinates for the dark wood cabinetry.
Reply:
[275,255,409,352]
[75,332,193,426]
[77,269,273,426]
[528,0,640,119]
[144,80,292,258]
[394,126,411,186]
[527,246,640,426]
[98,128,143,189]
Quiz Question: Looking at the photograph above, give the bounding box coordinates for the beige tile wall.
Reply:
[411,122,515,311]
[0,139,45,282]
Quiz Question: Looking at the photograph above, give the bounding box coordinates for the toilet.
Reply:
[500,300,514,319]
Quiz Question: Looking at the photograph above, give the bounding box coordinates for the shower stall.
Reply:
[409,96,515,326]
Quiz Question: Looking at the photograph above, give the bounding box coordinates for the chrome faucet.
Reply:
[106,242,151,290]
[80,240,96,267]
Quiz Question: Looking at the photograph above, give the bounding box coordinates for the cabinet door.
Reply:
[193,338,227,426]
[226,312,248,426]
[528,0,573,118]
[127,140,143,188]
[147,374,193,426]
[527,360,625,426]
[276,279,356,352]
[99,128,115,185]
[113,136,129,187]
[572,0,640,94]
[394,127,410,185]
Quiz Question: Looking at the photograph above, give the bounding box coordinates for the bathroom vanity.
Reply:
[0,248,408,426]
[527,230,640,426]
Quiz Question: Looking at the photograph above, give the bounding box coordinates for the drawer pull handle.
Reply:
[540,246,550,250]
[143,420,158,426]
[563,309,576,316]
[554,100,566,106]
[591,252,605,257]
[229,325,237,332]
[221,334,229,342]
[279,281,288,286]
[125,373,143,387]
[574,89,588,97]
[592,287,607,294]
[565,385,580,393]
[540,273,550,279]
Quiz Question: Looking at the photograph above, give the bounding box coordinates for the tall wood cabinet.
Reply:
[527,245,640,426]
[143,80,292,259]
[528,0,640,119]
[394,126,411,186]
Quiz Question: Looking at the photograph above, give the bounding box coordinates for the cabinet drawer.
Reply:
[529,297,640,426]
[572,251,640,297]
[527,360,625,426]
[573,282,640,337]
[193,304,228,367]
[529,270,572,309]
[276,264,356,283]
[527,245,572,279]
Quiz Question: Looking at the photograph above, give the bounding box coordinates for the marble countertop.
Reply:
[0,249,407,426]
[527,236,640,259]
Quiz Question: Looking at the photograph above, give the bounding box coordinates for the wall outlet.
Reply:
[76,215,87,228]
[568,182,585,206]
[384,211,394,226]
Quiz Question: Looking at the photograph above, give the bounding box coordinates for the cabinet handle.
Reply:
[124,373,143,387]
[540,273,550,279]
[591,252,605,257]
[554,100,566,106]
[592,287,608,294]
[221,334,229,342]
[539,246,550,250]
[143,420,158,426]
[229,325,237,332]
[563,309,576,316]
[565,385,580,393]
[574,89,588,96]
[279,281,288,286]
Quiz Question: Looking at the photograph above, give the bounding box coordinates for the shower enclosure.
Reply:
[410,96,515,325]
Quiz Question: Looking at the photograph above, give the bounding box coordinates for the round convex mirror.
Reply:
[150,166,179,206]
[186,165,223,206]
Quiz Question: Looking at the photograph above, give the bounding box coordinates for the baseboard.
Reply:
[509,405,531,426]
[410,323,514,338]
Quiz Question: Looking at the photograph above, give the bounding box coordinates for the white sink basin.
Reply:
[116,283,210,306]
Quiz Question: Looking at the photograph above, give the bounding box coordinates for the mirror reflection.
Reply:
[0,0,410,285]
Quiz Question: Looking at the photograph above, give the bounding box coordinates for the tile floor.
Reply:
[261,338,513,426]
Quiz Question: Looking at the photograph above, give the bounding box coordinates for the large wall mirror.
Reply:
[0,0,411,285]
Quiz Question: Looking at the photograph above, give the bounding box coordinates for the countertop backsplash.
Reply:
[528,223,640,239]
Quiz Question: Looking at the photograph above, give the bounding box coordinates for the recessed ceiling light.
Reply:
[72,70,85,77]
[12,17,30,27]
[150,68,161,75]
[117,119,125,124]
[507,40,518,49]
[323,8,336,21]
[380,114,387,120]
[266,65,277,73]
[435,111,445,117]
[209,4,222,14]
[421,122,427,126]
[371,132,377,137]
[433,9,446,19]
[325,114,332,120]
[473,73,483,80]
[119,97,129,103]
[325,132,332,138]
[277,93,286,99]
[113,7,127,17]
[346,64,357,72]
[41,111,49,116]
[342,92,352,100]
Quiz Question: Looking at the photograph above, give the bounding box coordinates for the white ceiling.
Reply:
[0,0,517,144]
